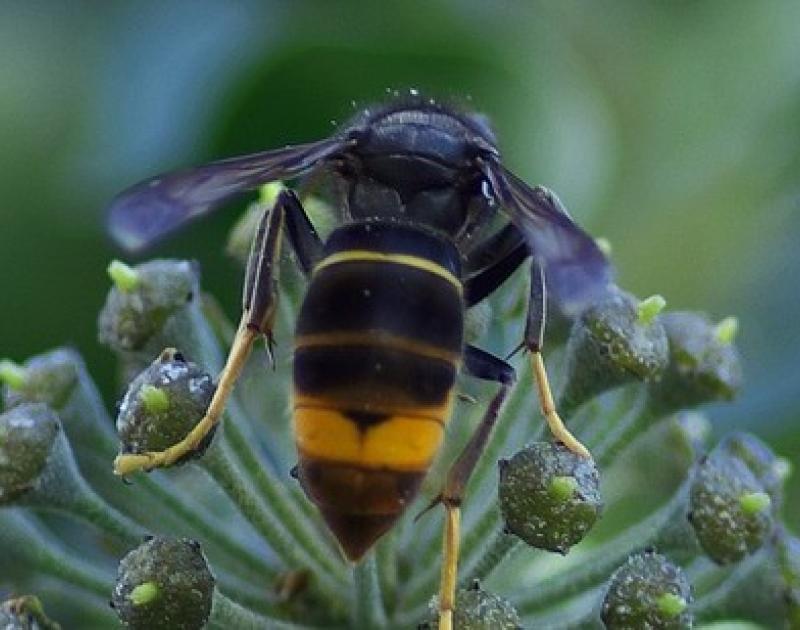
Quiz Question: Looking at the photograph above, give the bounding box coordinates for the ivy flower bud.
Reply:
[648,312,742,415]
[0,596,61,630]
[226,182,336,266]
[0,360,27,391]
[498,442,602,553]
[111,536,215,630]
[718,432,785,507]
[560,288,669,414]
[98,260,199,353]
[116,349,215,459]
[226,202,273,267]
[227,183,286,266]
[601,550,692,629]
[689,446,774,564]
[425,581,522,629]
[0,404,60,505]
[108,260,141,293]
[672,411,711,458]
[2,349,80,412]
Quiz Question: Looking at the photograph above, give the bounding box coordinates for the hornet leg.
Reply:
[114,190,318,475]
[463,232,590,459]
[523,258,590,458]
[435,346,514,629]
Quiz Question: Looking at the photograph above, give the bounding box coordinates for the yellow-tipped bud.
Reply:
[656,593,687,618]
[715,316,739,345]
[636,294,667,326]
[739,491,771,516]
[139,385,170,414]
[107,260,140,293]
[129,581,159,606]
[0,359,27,390]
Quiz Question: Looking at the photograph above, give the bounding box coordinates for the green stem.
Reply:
[24,431,144,548]
[463,530,519,587]
[68,375,281,583]
[375,530,398,614]
[287,475,322,522]
[135,472,278,582]
[0,511,111,598]
[200,294,237,347]
[691,550,769,621]
[35,586,118,629]
[200,443,347,610]
[594,403,658,468]
[459,507,504,577]
[580,385,643,451]
[521,586,604,629]
[353,553,388,629]
[66,484,144,547]
[224,421,343,578]
[36,555,111,600]
[210,591,318,630]
[514,484,688,614]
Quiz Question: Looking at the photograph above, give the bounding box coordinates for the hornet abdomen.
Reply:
[292,221,464,560]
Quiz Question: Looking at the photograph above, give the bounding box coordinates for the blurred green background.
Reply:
[1,1,798,527]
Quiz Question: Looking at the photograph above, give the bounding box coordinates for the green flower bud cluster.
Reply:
[0,210,792,629]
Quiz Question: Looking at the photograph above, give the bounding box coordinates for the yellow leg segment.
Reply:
[438,505,460,630]
[432,384,509,627]
[531,352,591,459]
[113,319,260,476]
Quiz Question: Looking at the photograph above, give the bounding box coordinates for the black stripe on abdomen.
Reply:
[296,260,463,352]
[293,344,456,407]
